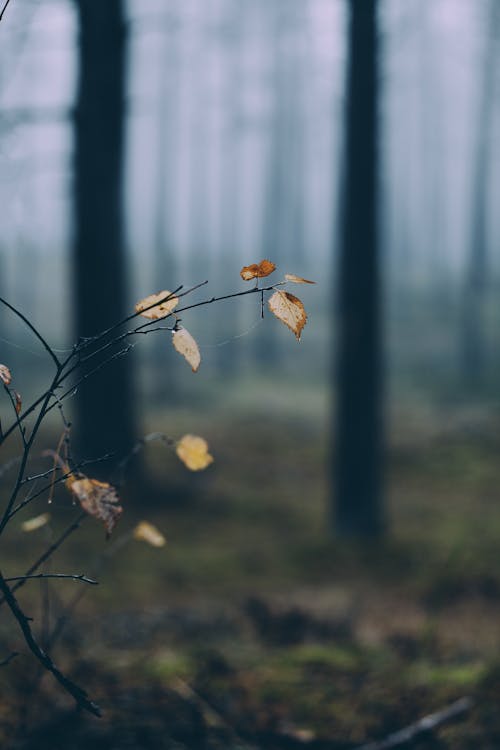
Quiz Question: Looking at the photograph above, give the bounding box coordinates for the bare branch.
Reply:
[0,0,13,23]
[355,697,473,750]
[0,572,101,716]
[0,298,60,369]
[0,512,87,608]
[0,651,18,667]
[4,573,98,586]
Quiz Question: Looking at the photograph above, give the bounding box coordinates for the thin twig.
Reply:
[0,572,101,716]
[0,512,87,606]
[355,697,473,750]
[5,573,98,585]
[0,651,18,667]
[0,0,13,24]
[0,298,60,368]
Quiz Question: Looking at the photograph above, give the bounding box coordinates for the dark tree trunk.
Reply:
[333,0,384,537]
[461,1,499,387]
[72,0,136,461]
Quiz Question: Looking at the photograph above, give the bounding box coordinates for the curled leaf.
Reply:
[268,290,307,340]
[240,259,276,281]
[133,521,166,548]
[172,328,201,373]
[67,475,122,537]
[21,513,51,532]
[135,290,179,320]
[176,434,214,471]
[0,365,12,386]
[284,273,316,285]
[14,391,21,415]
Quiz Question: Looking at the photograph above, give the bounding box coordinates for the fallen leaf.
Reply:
[21,513,51,532]
[284,273,316,285]
[268,290,307,340]
[240,259,276,281]
[176,434,214,471]
[14,391,21,415]
[172,328,201,372]
[133,521,166,548]
[135,290,179,320]
[67,476,122,536]
[0,365,12,386]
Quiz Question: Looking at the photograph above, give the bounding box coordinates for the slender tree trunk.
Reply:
[151,24,179,403]
[333,0,384,537]
[461,1,499,387]
[72,0,136,461]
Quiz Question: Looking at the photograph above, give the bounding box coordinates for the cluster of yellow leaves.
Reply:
[21,512,51,533]
[240,259,276,280]
[133,521,166,547]
[239,259,315,340]
[0,364,12,386]
[268,291,307,341]
[0,364,22,413]
[172,328,200,372]
[176,434,213,471]
[66,474,122,537]
[135,290,179,320]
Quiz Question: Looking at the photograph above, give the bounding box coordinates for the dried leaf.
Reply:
[135,290,179,320]
[0,364,12,386]
[240,259,276,281]
[14,391,21,415]
[133,521,166,548]
[67,476,122,536]
[21,513,50,533]
[172,328,201,372]
[268,290,307,340]
[284,273,316,285]
[176,434,214,471]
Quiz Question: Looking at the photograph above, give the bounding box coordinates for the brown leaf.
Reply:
[21,513,51,533]
[135,290,179,320]
[0,364,12,386]
[67,476,122,536]
[172,328,201,372]
[240,259,276,281]
[14,391,21,415]
[133,521,166,548]
[176,434,214,471]
[268,290,307,340]
[284,273,316,285]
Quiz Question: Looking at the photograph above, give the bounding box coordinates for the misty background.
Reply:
[1,0,500,504]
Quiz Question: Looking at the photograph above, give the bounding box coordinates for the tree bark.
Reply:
[72,0,136,461]
[461,0,499,387]
[333,0,384,537]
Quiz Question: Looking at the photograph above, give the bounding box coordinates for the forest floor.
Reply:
[2,392,500,749]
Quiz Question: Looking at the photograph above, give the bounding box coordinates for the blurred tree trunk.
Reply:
[461,1,499,387]
[72,0,136,461]
[151,21,179,404]
[333,0,384,537]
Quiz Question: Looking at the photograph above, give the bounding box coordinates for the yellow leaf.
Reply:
[135,290,179,320]
[172,328,201,372]
[284,273,316,285]
[240,259,276,281]
[67,476,122,537]
[268,290,307,340]
[176,434,214,471]
[133,521,166,548]
[21,512,50,532]
[0,364,12,386]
